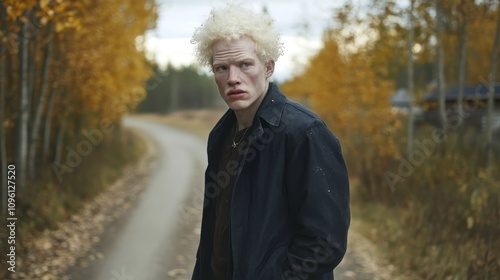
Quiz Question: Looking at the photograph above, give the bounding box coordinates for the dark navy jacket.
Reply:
[192,83,350,280]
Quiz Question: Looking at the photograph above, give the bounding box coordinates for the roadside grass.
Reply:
[347,128,500,280]
[349,192,421,280]
[13,126,147,249]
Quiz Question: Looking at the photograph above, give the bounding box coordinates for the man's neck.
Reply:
[234,112,254,131]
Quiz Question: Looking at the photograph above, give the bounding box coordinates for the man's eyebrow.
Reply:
[233,57,256,64]
[212,61,226,67]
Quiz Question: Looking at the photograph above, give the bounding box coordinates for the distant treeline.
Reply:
[137,64,222,114]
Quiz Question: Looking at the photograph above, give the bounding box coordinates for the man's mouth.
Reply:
[228,89,246,95]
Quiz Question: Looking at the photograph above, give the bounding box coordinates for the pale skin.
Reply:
[212,36,275,131]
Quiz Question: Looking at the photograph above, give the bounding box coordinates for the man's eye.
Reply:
[241,63,250,69]
[216,66,227,72]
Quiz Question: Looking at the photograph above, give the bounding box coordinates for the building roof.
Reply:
[422,83,500,102]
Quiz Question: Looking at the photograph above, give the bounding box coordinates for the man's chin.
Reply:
[227,101,250,111]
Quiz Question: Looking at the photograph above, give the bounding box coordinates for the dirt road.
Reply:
[67,117,206,280]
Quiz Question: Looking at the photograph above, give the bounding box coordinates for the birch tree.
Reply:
[486,12,500,171]
[42,82,57,163]
[1,0,158,189]
[17,9,33,191]
[456,0,468,129]
[28,22,53,180]
[436,0,447,138]
[407,0,415,156]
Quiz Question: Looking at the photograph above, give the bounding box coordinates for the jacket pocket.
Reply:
[256,243,289,279]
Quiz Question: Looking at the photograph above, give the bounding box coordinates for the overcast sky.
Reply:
[144,0,344,82]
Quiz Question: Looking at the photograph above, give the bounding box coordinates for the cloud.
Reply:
[143,34,322,82]
[144,36,194,68]
[145,0,335,80]
[153,0,335,39]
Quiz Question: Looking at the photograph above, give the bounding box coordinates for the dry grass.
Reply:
[347,128,500,280]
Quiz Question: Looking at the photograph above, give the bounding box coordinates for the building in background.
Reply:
[420,83,500,132]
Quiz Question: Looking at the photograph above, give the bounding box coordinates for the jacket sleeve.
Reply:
[282,120,350,280]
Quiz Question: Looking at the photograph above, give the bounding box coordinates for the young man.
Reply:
[190,4,350,280]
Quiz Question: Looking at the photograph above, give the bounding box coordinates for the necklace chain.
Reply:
[232,124,249,148]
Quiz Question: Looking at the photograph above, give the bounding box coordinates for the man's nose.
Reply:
[227,66,241,85]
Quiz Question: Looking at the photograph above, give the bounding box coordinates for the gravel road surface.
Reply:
[68,118,206,280]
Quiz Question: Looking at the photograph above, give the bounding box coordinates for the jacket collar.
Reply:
[255,82,286,127]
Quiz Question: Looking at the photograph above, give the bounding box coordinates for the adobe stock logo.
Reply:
[51,119,115,182]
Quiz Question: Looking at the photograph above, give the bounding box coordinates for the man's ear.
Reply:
[265,60,275,78]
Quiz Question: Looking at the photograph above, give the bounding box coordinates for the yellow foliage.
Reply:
[283,34,402,166]
[52,0,157,127]
[1,0,157,147]
[40,0,50,10]
[281,2,500,278]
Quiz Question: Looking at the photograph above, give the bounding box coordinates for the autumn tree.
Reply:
[282,0,500,193]
[17,6,33,191]
[487,10,500,172]
[282,1,500,277]
[407,0,416,155]
[1,0,157,190]
[283,30,402,196]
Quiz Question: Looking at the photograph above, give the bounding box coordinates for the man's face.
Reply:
[212,37,274,115]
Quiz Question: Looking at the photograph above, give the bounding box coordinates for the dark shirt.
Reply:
[210,123,251,280]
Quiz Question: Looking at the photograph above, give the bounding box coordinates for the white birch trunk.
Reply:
[17,11,32,191]
[436,0,447,137]
[28,24,53,180]
[42,83,57,163]
[457,15,467,129]
[486,14,500,171]
[407,0,415,156]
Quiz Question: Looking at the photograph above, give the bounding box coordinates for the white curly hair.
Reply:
[191,4,284,68]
